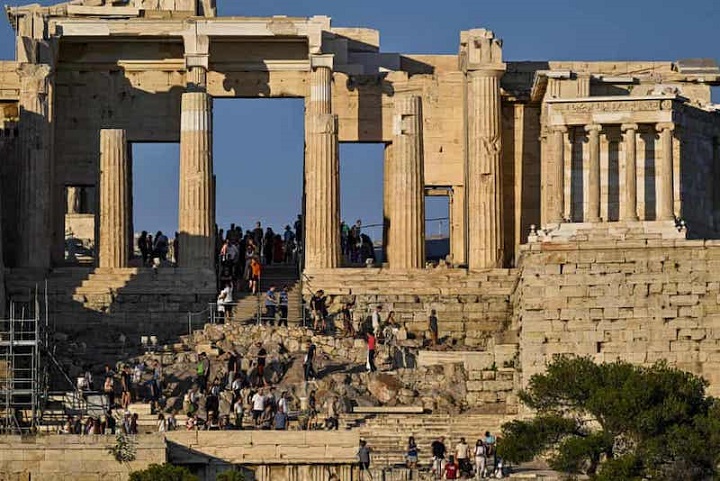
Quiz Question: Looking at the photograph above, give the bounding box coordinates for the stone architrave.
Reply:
[99,129,130,268]
[178,91,214,269]
[620,124,639,221]
[17,63,52,269]
[656,122,675,220]
[463,29,505,269]
[304,56,340,269]
[387,95,425,269]
[585,124,602,222]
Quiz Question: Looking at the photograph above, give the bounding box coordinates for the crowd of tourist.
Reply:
[137,230,176,266]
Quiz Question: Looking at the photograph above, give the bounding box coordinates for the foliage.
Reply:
[107,432,137,463]
[497,356,720,481]
[128,463,199,481]
[216,471,246,481]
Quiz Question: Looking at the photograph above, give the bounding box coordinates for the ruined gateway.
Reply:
[1,0,720,479]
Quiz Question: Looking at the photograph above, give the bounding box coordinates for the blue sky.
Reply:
[2,0,719,241]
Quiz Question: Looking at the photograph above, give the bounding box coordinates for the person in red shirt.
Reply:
[366,331,377,372]
[444,455,459,479]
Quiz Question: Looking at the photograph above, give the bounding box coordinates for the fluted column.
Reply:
[17,64,52,269]
[387,95,425,269]
[255,465,271,481]
[304,56,340,269]
[621,124,639,221]
[99,129,129,268]
[178,91,214,269]
[656,122,675,221]
[585,124,602,222]
[285,466,300,481]
[467,69,504,269]
[544,126,566,225]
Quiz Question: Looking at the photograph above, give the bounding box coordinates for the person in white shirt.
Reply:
[251,389,265,426]
[233,397,244,429]
[278,391,289,415]
[474,439,487,479]
[371,305,383,337]
[456,437,470,475]
[217,283,233,321]
[157,413,167,432]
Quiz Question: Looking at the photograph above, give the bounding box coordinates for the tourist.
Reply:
[357,439,373,481]
[406,436,419,469]
[444,455,459,479]
[294,215,302,246]
[157,413,167,432]
[259,404,273,429]
[255,342,268,387]
[185,414,197,430]
[106,409,116,434]
[233,395,244,429]
[484,431,497,472]
[196,353,210,392]
[252,222,264,254]
[384,310,399,345]
[429,309,439,346]
[138,230,149,265]
[278,390,289,415]
[474,439,487,479]
[283,225,295,263]
[274,406,288,430]
[278,286,289,327]
[226,349,239,387]
[103,368,115,408]
[154,231,169,262]
[371,305,382,338]
[120,365,132,409]
[340,301,356,337]
[431,436,447,476]
[456,437,470,475]
[264,285,278,325]
[273,234,284,264]
[310,290,328,332]
[217,282,233,322]
[303,342,317,381]
[132,362,144,402]
[173,231,179,265]
[130,413,139,434]
[250,257,261,295]
[366,331,377,373]
[167,413,177,431]
[251,388,265,426]
[308,389,318,429]
[324,395,339,430]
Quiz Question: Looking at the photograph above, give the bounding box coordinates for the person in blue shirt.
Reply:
[274,407,288,430]
[264,286,277,325]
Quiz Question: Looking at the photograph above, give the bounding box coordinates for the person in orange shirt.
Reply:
[250,257,262,294]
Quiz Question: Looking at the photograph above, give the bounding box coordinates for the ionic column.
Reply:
[178,90,214,269]
[387,95,425,269]
[467,69,504,269]
[656,122,675,221]
[585,124,602,222]
[304,55,340,269]
[255,465,271,481]
[17,64,52,269]
[99,129,129,268]
[620,124,639,221]
[544,126,566,225]
[285,466,300,481]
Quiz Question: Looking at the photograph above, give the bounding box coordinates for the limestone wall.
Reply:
[0,434,166,481]
[516,239,720,396]
[304,268,517,348]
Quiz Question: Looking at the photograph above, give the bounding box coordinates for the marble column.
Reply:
[387,95,425,269]
[656,122,675,221]
[544,125,566,225]
[178,91,214,269]
[285,465,300,481]
[620,124,639,221]
[17,64,52,269]
[98,129,129,268]
[585,124,602,222]
[304,57,340,269]
[467,69,504,269]
[713,137,720,230]
[255,465,271,481]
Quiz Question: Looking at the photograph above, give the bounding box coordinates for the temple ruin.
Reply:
[1,0,720,479]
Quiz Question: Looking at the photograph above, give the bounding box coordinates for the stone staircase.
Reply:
[229,265,303,324]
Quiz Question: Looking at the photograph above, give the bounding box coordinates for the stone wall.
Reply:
[0,434,166,481]
[515,238,720,396]
[304,268,517,349]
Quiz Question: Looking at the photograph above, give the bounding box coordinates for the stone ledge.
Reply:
[352,406,424,414]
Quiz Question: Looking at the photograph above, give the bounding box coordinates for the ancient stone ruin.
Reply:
[1,0,720,479]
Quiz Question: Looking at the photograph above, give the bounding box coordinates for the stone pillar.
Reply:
[467,68,504,268]
[387,95,425,269]
[178,91,214,269]
[255,465,271,481]
[585,124,602,222]
[713,137,720,231]
[98,129,129,268]
[17,64,52,269]
[285,466,300,481]
[656,122,675,221]
[304,55,340,269]
[544,126,566,225]
[620,124,639,221]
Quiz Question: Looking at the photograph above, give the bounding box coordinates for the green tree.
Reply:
[216,471,246,481]
[129,463,199,481]
[497,356,720,480]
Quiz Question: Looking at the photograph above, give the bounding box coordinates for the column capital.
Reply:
[182,32,210,71]
[656,122,675,133]
[310,54,334,71]
[549,125,568,134]
[621,123,639,132]
[18,63,51,95]
[459,28,506,73]
[584,124,602,134]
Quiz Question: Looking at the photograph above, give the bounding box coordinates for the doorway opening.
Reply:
[131,143,179,265]
[339,143,385,265]
[425,190,450,262]
[63,185,96,264]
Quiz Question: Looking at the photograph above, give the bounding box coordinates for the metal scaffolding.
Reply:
[0,288,49,433]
